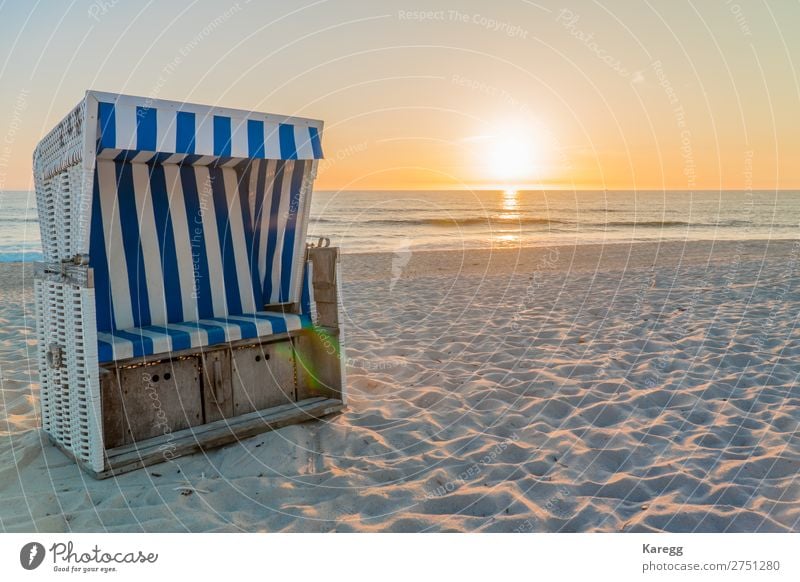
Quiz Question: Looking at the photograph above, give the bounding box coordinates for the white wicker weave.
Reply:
[33,94,103,472]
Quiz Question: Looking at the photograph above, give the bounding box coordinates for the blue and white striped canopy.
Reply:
[91,91,323,164]
[83,92,322,362]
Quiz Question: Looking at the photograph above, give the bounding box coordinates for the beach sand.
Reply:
[1,239,799,532]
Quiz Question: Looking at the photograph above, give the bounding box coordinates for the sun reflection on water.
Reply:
[487,190,523,247]
[493,233,520,248]
[503,188,519,211]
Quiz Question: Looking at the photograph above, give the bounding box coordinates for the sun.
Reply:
[463,121,549,186]
[485,126,539,182]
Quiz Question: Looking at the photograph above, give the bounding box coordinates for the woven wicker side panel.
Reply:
[67,286,103,472]
[33,100,85,181]
[36,176,59,261]
[38,162,86,261]
[33,99,88,261]
[39,280,72,449]
[34,280,52,434]
[32,98,99,467]
[36,280,103,471]
[56,168,73,260]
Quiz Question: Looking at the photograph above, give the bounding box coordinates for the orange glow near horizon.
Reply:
[311,109,800,192]
[1,2,798,193]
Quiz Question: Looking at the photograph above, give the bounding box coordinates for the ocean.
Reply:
[1,189,797,261]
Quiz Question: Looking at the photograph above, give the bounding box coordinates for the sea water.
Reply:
[308,189,799,253]
[1,189,798,260]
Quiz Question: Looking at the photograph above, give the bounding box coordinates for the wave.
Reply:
[0,251,43,262]
[0,217,39,224]
[311,216,772,229]
[596,220,795,228]
[602,220,691,227]
[314,216,567,227]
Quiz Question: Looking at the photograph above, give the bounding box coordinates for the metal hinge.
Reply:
[46,343,64,369]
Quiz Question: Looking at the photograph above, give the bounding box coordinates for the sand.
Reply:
[1,239,799,532]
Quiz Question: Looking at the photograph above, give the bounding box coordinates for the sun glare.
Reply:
[463,122,550,187]
[484,126,540,182]
[488,133,533,180]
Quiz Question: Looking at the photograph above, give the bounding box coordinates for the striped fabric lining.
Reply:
[96,101,322,163]
[96,311,312,363]
[89,157,312,336]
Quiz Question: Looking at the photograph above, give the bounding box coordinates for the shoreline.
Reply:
[0,237,800,283]
[340,238,799,281]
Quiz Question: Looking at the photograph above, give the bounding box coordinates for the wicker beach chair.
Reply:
[33,91,345,478]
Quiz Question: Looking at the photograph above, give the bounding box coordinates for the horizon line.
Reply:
[315,187,800,193]
[2,186,799,194]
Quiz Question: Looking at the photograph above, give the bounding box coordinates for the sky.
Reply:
[0,0,798,191]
